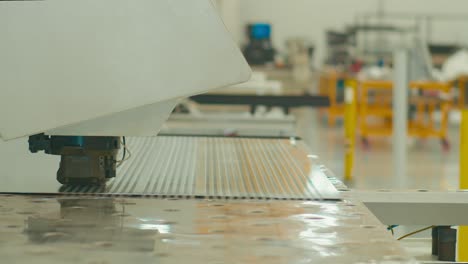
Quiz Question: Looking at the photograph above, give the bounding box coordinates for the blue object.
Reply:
[60,136,85,147]
[71,136,85,147]
[377,58,385,68]
[250,23,271,40]
[337,79,345,96]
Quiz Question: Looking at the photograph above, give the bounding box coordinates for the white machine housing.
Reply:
[0,0,250,140]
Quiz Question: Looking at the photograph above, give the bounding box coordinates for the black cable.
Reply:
[121,136,126,162]
[397,226,435,240]
[387,225,398,236]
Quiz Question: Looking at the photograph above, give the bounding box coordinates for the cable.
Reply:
[397,225,435,241]
[387,225,399,235]
[121,136,126,162]
[122,142,131,161]
[387,225,398,232]
[116,136,131,168]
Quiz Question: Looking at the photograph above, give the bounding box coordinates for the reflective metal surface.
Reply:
[0,194,416,263]
[1,136,339,200]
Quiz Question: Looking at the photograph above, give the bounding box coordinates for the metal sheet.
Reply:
[0,136,339,200]
[0,194,416,264]
[69,137,339,200]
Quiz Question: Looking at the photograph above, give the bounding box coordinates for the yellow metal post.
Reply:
[458,110,468,261]
[459,78,466,110]
[344,79,357,181]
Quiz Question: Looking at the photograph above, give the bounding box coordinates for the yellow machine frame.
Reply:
[409,81,452,148]
[319,70,347,126]
[357,80,452,149]
[358,80,393,145]
[457,75,468,109]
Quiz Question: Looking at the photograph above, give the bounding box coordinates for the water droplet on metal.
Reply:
[256,237,274,242]
[306,216,324,220]
[94,241,113,248]
[164,209,180,212]
[250,210,264,214]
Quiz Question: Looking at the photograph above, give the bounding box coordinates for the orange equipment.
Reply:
[318,69,347,126]
[357,80,452,150]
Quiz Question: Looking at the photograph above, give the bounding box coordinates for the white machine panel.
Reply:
[46,99,178,136]
[0,0,250,139]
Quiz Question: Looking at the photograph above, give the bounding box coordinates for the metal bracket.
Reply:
[348,190,468,225]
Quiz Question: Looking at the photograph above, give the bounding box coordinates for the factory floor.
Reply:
[294,108,460,263]
[295,108,460,191]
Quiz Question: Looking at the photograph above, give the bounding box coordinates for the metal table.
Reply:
[0,136,416,263]
[0,195,415,264]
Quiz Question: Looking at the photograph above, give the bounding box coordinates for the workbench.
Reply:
[0,136,416,263]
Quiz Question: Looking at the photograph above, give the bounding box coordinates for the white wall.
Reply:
[215,0,243,44]
[218,0,468,67]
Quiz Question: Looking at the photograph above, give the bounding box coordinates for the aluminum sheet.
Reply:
[1,136,339,200]
[0,194,416,264]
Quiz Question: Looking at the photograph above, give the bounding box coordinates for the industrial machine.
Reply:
[0,0,250,185]
[1,1,468,263]
[242,23,275,65]
[28,134,121,184]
